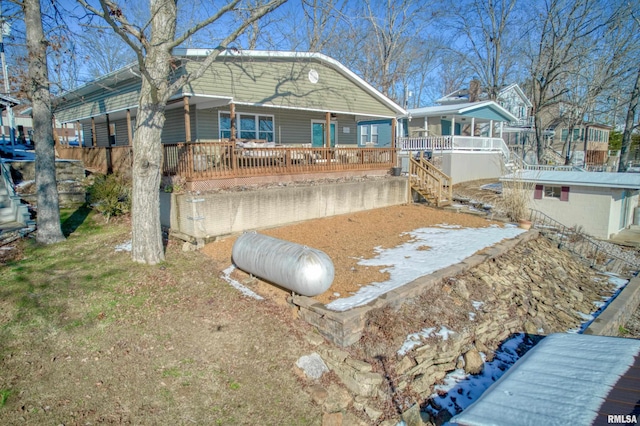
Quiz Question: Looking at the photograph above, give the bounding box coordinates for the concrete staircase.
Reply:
[0,161,32,232]
[408,153,452,207]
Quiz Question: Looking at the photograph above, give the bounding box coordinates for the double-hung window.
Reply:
[219,112,274,142]
[360,124,378,145]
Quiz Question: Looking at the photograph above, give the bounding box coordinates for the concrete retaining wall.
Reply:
[584,275,640,336]
[161,177,408,240]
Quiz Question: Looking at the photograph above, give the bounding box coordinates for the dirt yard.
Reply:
[203,203,502,305]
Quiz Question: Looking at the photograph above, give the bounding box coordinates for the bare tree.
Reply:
[618,6,640,171]
[76,0,286,264]
[444,0,519,100]
[23,0,65,244]
[333,0,436,103]
[525,0,614,162]
[618,67,639,171]
[77,27,135,79]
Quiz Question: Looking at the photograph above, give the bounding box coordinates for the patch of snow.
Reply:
[220,265,264,300]
[326,225,525,311]
[480,182,502,193]
[397,327,436,356]
[114,240,132,252]
[468,312,476,321]
[427,333,528,421]
[471,300,484,310]
[436,326,455,340]
[16,180,35,188]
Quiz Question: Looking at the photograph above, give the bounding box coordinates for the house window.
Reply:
[219,112,274,141]
[544,186,561,199]
[360,126,368,145]
[360,124,379,145]
[535,185,570,201]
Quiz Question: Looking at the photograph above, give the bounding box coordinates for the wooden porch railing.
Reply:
[162,142,395,180]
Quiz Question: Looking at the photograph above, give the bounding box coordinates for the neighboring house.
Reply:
[54,49,405,150]
[397,101,517,184]
[404,101,517,139]
[436,83,535,149]
[547,120,612,167]
[501,170,640,239]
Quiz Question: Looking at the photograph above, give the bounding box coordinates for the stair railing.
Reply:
[529,209,639,277]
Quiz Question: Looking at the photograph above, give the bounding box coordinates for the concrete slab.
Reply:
[610,225,640,247]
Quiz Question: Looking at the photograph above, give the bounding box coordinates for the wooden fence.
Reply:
[57,145,133,175]
[57,142,396,179]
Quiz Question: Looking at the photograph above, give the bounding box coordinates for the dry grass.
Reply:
[0,208,322,425]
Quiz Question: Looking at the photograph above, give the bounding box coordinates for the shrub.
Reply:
[500,171,534,222]
[87,174,132,221]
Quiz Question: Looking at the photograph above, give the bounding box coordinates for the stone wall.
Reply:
[300,234,622,425]
[9,160,86,207]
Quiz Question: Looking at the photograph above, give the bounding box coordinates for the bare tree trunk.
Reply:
[619,67,640,172]
[24,0,65,244]
[129,2,175,265]
[534,114,545,164]
[131,102,165,264]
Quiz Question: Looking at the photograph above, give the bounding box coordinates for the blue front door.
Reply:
[312,122,335,147]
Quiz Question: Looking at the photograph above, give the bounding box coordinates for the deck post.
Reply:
[391,118,397,166]
[325,112,331,162]
[126,109,133,145]
[230,102,236,142]
[91,117,97,147]
[52,116,59,145]
[183,96,191,142]
[76,121,83,146]
[106,113,112,145]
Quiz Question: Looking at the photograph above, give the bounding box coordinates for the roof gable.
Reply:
[408,101,518,122]
[54,49,406,122]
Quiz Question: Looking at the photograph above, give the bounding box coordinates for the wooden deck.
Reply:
[57,142,396,183]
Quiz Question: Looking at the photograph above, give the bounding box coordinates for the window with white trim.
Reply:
[219,112,274,142]
[360,124,379,145]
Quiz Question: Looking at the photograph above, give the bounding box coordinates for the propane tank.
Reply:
[232,232,334,297]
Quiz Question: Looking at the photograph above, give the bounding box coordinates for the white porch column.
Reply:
[500,121,504,138]
[471,117,475,136]
[489,120,493,137]
[451,117,456,135]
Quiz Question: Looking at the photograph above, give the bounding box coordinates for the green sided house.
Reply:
[53,49,406,190]
[53,49,409,239]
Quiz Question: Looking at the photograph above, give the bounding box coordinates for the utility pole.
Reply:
[0,12,15,148]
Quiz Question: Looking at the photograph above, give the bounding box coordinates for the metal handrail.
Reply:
[528,209,638,276]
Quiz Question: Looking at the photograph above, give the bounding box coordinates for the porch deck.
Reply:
[57,142,396,190]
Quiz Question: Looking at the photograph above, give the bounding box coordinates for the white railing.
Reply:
[507,117,535,127]
[398,135,510,162]
[398,136,453,151]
